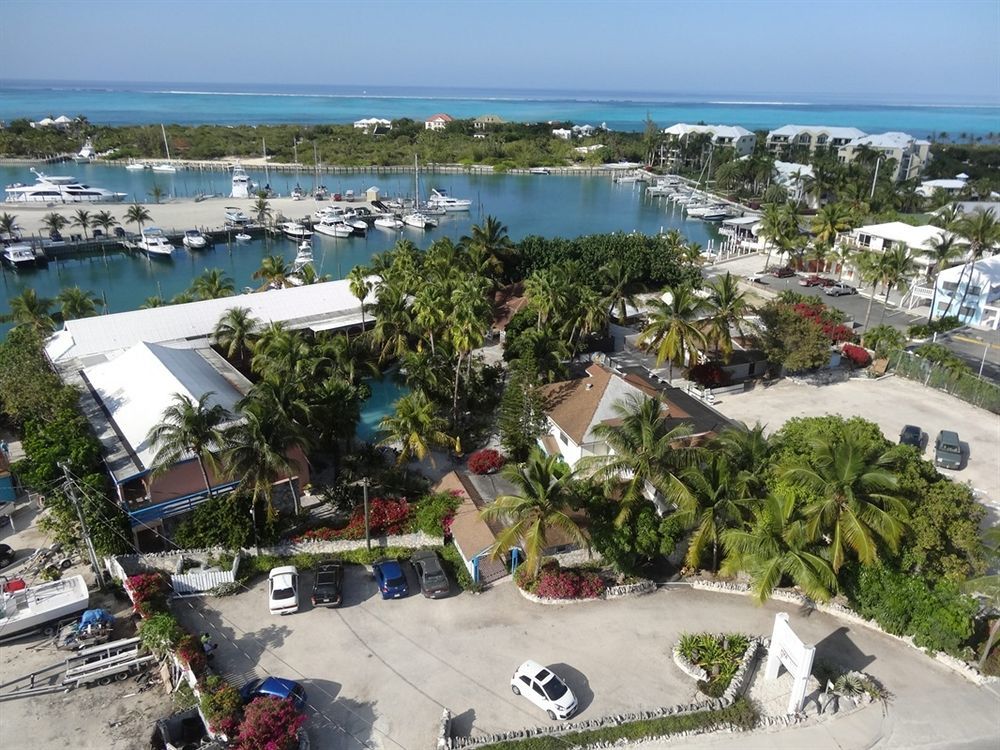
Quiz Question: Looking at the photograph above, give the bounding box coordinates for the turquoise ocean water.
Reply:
[2,81,998,137]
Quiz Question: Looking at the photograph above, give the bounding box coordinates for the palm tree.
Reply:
[253,254,291,289]
[810,203,853,249]
[480,448,589,578]
[41,212,69,237]
[212,307,260,363]
[223,401,307,515]
[876,246,916,325]
[377,389,455,465]
[678,454,754,572]
[757,203,788,270]
[410,285,446,354]
[946,210,1000,319]
[585,395,698,527]
[347,265,372,332]
[90,210,118,238]
[147,392,232,501]
[721,492,838,603]
[855,250,883,331]
[703,272,748,360]
[140,296,165,309]
[124,203,152,235]
[371,281,414,364]
[148,183,165,204]
[71,209,91,240]
[461,215,515,284]
[830,244,855,281]
[56,286,101,320]
[253,195,271,226]
[0,212,17,241]
[190,268,235,300]
[294,264,330,285]
[638,285,707,383]
[524,268,569,331]
[599,259,639,325]
[712,422,771,498]
[779,433,908,572]
[925,235,962,323]
[4,289,56,332]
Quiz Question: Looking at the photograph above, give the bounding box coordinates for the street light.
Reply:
[350,477,372,552]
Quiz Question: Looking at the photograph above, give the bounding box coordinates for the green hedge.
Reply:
[476,698,758,750]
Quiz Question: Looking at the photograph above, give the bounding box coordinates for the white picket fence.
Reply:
[171,552,242,596]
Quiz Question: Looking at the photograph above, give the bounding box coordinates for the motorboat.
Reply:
[402,212,438,229]
[279,221,313,240]
[5,169,127,204]
[687,203,728,218]
[224,206,252,226]
[0,575,89,638]
[701,209,730,222]
[230,163,255,199]
[182,229,208,249]
[374,215,403,231]
[427,188,471,212]
[137,227,174,257]
[313,216,353,238]
[2,243,36,269]
[294,241,313,267]
[529,167,551,175]
[235,232,252,242]
[74,139,96,162]
[125,160,149,171]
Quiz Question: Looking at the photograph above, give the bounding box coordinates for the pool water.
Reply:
[357,375,410,443]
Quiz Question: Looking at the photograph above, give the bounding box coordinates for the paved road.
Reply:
[178,571,1000,750]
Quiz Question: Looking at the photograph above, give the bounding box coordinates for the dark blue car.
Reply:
[373,559,409,599]
[240,676,307,710]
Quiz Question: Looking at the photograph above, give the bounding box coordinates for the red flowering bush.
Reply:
[841,343,872,367]
[468,449,506,475]
[200,675,243,736]
[517,561,606,600]
[790,301,857,344]
[126,572,169,617]
[235,696,305,750]
[688,362,730,387]
[176,634,208,676]
[293,498,411,542]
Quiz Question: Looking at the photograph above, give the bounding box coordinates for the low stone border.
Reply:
[688,579,997,686]
[672,645,709,681]
[516,585,601,606]
[671,635,764,699]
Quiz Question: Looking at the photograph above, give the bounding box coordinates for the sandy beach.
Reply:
[4,195,377,238]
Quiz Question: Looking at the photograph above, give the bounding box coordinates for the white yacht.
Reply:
[74,139,96,162]
[0,575,90,637]
[5,169,127,204]
[182,229,208,249]
[230,164,254,199]
[125,160,149,171]
[402,212,438,229]
[529,167,551,175]
[374,215,403,231]
[224,207,252,226]
[294,241,314,266]
[313,216,353,238]
[279,221,313,240]
[427,188,471,212]
[235,232,252,242]
[2,243,36,269]
[137,227,174,257]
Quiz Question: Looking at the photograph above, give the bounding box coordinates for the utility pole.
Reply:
[362,478,371,552]
[60,463,105,588]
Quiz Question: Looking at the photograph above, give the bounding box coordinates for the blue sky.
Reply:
[3,0,998,103]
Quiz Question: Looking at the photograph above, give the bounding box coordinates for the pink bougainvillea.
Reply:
[518,562,606,600]
[235,697,305,750]
[293,498,410,543]
[467,449,506,475]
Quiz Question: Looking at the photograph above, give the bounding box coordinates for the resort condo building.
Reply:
[837,132,932,182]
[931,255,1000,330]
[663,123,756,155]
[766,125,867,156]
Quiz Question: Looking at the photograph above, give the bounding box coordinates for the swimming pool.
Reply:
[357,375,410,443]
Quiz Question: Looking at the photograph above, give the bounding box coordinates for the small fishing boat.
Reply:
[1,243,36,269]
[313,216,353,238]
[402,212,438,229]
[235,232,252,242]
[0,575,90,638]
[374,215,403,231]
[74,139,96,163]
[182,229,208,249]
[427,188,472,212]
[279,221,313,240]
[137,227,174,257]
[125,160,149,171]
[529,167,551,175]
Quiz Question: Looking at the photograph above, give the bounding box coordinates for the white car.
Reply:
[268,566,299,615]
[510,660,578,720]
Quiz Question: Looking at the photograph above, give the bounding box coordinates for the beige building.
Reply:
[662,123,757,156]
[838,132,932,182]
[473,114,504,130]
[766,125,866,156]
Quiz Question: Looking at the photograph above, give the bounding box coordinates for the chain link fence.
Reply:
[890,350,1000,414]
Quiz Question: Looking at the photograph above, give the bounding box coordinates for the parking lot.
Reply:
[714,375,1000,525]
[175,563,1000,750]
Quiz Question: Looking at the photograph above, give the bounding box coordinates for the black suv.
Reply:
[310,562,344,607]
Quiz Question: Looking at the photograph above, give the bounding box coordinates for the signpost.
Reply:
[764,612,816,714]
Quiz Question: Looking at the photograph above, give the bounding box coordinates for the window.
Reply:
[532,683,546,698]
[558,431,568,445]
[519,675,531,687]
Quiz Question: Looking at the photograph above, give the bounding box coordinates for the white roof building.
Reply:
[663,123,756,156]
[766,124,866,152]
[848,221,965,271]
[46,279,376,364]
[838,131,932,182]
[932,255,1000,329]
[917,176,968,198]
[83,342,245,479]
[353,117,392,130]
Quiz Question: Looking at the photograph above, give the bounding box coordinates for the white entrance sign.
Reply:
[764,612,816,714]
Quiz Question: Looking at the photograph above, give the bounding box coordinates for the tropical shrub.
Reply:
[468,448,506,475]
[200,675,243,735]
[688,362,730,387]
[413,491,461,536]
[175,634,208,676]
[127,572,169,617]
[293,498,411,542]
[907,323,932,340]
[841,343,872,368]
[516,560,605,599]
[172,491,253,550]
[137,612,183,652]
[235,696,305,750]
[863,324,906,357]
[677,632,751,696]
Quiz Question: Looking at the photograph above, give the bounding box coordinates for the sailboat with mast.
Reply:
[402,155,438,229]
[153,124,177,173]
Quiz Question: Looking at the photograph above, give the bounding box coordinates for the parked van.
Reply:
[934,430,963,469]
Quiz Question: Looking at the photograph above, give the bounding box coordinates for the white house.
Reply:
[844,221,964,277]
[662,123,757,156]
[931,255,1000,329]
[353,117,392,133]
[766,125,866,155]
[552,128,572,140]
[424,113,454,131]
[917,175,968,198]
[838,132,932,182]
